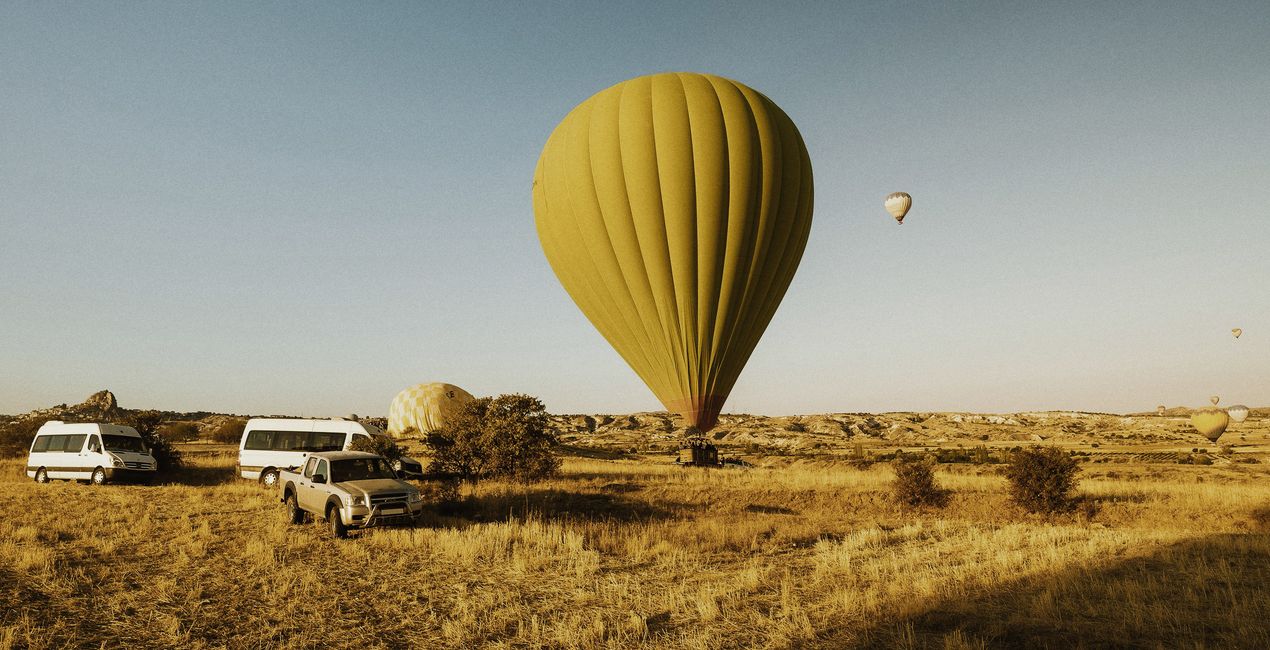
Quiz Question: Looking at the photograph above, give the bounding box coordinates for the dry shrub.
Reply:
[892,458,950,508]
[1005,446,1079,514]
[209,419,246,444]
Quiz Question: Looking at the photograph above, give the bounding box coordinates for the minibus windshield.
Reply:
[102,434,147,453]
[330,458,396,482]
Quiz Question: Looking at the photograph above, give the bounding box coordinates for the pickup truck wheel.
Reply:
[91,467,108,485]
[34,467,49,483]
[261,469,279,489]
[327,506,348,539]
[285,492,304,525]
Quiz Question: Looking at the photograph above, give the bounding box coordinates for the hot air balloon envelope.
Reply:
[1232,328,1242,338]
[1227,405,1249,423]
[388,383,475,437]
[1190,407,1229,442]
[884,192,912,224]
[533,72,814,432]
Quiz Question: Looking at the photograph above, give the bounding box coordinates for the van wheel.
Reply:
[34,468,48,484]
[261,469,279,489]
[91,467,107,485]
[327,505,348,539]
[285,492,304,525]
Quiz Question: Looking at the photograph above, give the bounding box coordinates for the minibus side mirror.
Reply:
[312,474,326,484]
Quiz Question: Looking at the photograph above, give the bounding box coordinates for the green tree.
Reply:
[209,419,247,444]
[424,394,559,484]
[158,422,200,443]
[1004,446,1080,514]
[348,433,404,464]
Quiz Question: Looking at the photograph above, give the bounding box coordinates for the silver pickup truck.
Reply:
[279,451,424,538]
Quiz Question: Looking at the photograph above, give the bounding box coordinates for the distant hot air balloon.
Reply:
[388,383,474,437]
[1210,395,1221,406]
[533,72,814,432]
[1156,405,1167,417]
[884,192,912,224]
[1232,328,1242,339]
[1190,407,1229,442]
[1227,405,1249,423]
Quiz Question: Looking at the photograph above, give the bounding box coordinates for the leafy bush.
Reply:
[348,433,403,463]
[1004,447,1080,514]
[892,457,949,508]
[158,422,199,443]
[425,394,559,484]
[116,410,183,474]
[209,419,246,444]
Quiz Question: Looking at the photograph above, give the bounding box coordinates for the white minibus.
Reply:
[238,418,421,487]
[26,421,157,485]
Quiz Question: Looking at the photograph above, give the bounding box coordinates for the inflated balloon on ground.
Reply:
[388,383,475,437]
[533,72,814,432]
[1189,407,1229,442]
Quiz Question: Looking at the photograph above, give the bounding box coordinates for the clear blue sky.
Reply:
[3,2,1267,417]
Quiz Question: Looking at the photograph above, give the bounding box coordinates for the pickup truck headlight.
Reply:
[350,496,366,506]
[408,492,422,503]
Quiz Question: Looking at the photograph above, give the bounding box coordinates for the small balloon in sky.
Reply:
[1226,405,1249,423]
[1210,395,1220,406]
[884,192,912,224]
[1231,328,1242,339]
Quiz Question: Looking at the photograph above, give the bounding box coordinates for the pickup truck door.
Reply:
[295,457,319,512]
[303,458,332,514]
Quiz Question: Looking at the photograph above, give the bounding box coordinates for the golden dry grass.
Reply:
[1,448,1267,649]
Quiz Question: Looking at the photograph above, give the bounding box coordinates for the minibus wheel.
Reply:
[261,469,279,489]
[34,468,49,483]
[91,467,108,485]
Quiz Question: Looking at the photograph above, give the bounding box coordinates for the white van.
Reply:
[238,418,423,488]
[26,421,158,485]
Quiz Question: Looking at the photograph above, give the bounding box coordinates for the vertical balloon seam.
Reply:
[703,82,780,406]
[643,75,691,408]
[704,77,764,399]
[614,76,685,408]
[690,76,730,405]
[539,116,652,391]
[557,102,668,394]
[584,83,677,393]
[712,87,788,410]
[663,72,700,404]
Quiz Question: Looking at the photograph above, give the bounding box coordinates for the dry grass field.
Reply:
[2,444,1268,649]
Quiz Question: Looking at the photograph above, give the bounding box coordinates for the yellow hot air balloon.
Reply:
[1210,395,1220,406]
[884,192,912,224]
[1190,407,1229,442]
[533,72,813,432]
[387,383,475,437]
[1231,328,1242,338]
[1227,405,1249,423]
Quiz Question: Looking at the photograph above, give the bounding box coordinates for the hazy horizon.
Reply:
[3,2,1268,418]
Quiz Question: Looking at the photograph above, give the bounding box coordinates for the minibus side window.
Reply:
[44,435,67,453]
[31,436,51,453]
[87,435,102,453]
[65,434,87,452]
[243,430,274,450]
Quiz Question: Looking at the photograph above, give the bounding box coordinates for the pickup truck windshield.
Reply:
[102,434,146,453]
[330,458,396,482]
